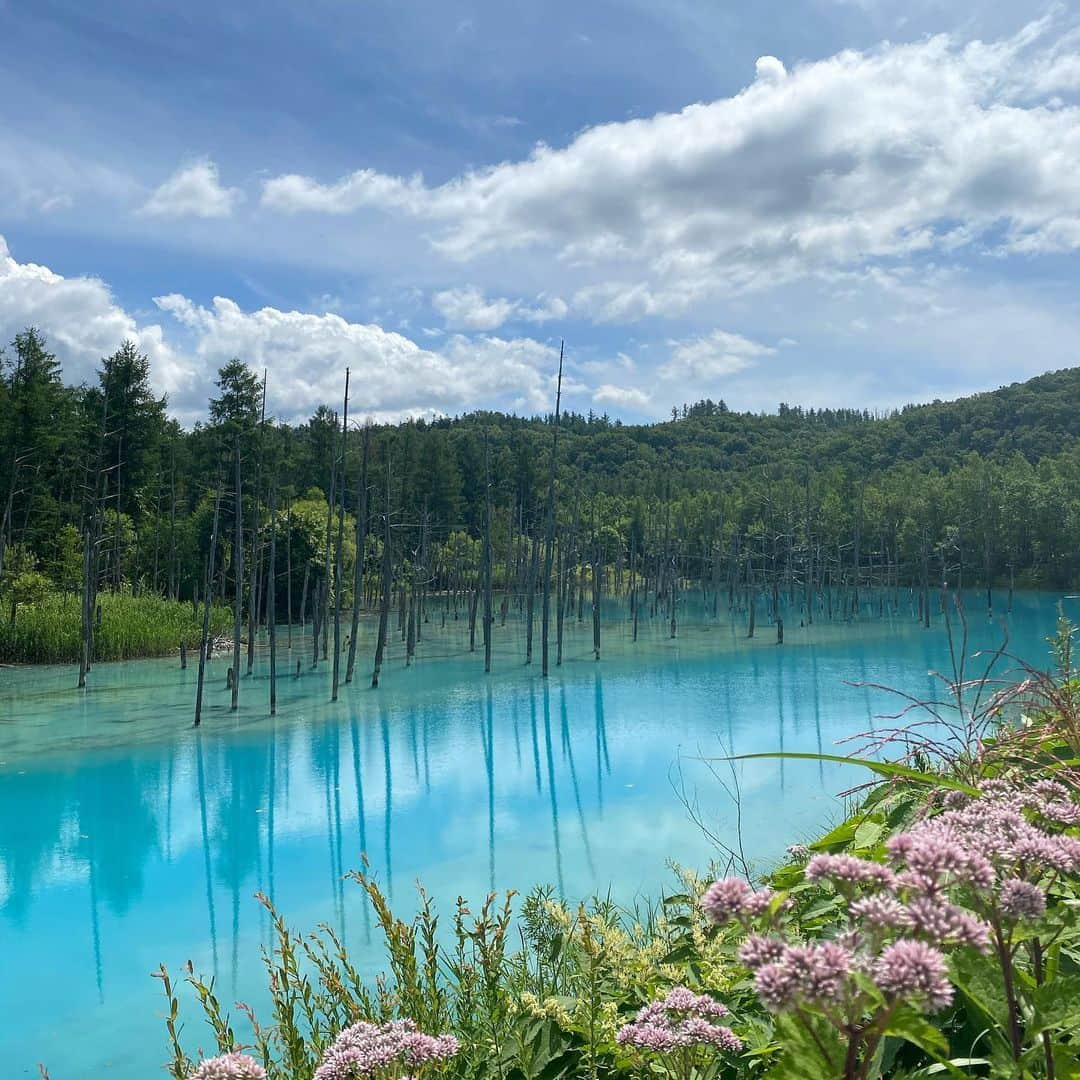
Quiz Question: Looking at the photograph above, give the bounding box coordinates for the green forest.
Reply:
[2,326,1079,669]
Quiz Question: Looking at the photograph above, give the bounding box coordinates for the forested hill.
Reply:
[503,364,1080,484]
[2,327,1080,626]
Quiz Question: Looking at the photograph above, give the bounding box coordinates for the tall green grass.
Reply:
[0,590,232,664]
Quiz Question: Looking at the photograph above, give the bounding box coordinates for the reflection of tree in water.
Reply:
[212,737,274,993]
[75,758,161,916]
[308,718,346,935]
[0,769,73,922]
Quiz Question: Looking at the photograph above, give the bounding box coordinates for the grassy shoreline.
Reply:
[0,589,232,665]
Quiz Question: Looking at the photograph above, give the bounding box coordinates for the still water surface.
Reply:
[0,593,1068,1077]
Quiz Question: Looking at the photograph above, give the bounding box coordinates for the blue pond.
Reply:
[0,591,1070,1078]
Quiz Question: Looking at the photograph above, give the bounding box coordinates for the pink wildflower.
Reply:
[616,986,741,1054]
[314,1019,458,1079]
[999,878,1047,920]
[700,878,772,924]
[873,940,953,1010]
[849,895,906,929]
[188,1054,267,1080]
[900,896,990,952]
[738,934,788,970]
[754,942,852,1010]
[805,854,895,890]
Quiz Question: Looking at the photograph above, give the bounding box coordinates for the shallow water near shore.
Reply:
[0,590,1070,1078]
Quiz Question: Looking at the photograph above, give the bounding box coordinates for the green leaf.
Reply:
[659,942,698,964]
[661,893,692,906]
[882,1005,950,1061]
[720,752,981,795]
[1051,1044,1080,1079]
[853,818,886,849]
[949,951,1012,1045]
[1029,973,1080,1036]
[916,1059,990,1076]
[763,1012,846,1080]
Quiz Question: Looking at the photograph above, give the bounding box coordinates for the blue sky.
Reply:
[1,0,1079,424]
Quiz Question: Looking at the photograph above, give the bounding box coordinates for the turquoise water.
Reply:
[0,591,1069,1078]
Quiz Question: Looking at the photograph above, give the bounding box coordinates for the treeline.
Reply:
[2,328,1079,673]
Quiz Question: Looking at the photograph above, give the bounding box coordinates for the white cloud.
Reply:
[659,329,777,381]
[153,293,560,420]
[0,234,194,400]
[754,55,787,82]
[141,159,242,219]
[261,169,426,215]
[0,131,138,218]
[593,384,650,409]
[260,14,1080,313]
[432,287,519,331]
[0,234,563,424]
[432,286,567,331]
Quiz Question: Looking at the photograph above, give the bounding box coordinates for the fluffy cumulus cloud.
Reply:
[0,236,563,423]
[431,286,567,330]
[141,158,242,219]
[0,235,194,398]
[431,286,519,331]
[153,294,560,420]
[659,330,777,381]
[259,14,1080,312]
[592,383,651,410]
[261,168,427,215]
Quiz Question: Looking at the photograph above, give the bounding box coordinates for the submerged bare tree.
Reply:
[541,342,564,677]
[372,450,393,689]
[231,438,242,712]
[332,370,350,702]
[345,426,371,685]
[194,477,223,729]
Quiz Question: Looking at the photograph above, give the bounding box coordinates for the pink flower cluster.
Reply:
[700,777,1080,1018]
[188,1053,267,1080]
[872,941,953,1010]
[700,877,776,925]
[894,779,1080,920]
[616,986,742,1054]
[1030,779,1080,826]
[314,1019,459,1080]
[753,941,852,1011]
[806,853,896,890]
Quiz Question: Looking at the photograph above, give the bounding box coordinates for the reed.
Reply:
[0,589,231,664]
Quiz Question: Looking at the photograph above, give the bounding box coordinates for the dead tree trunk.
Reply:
[483,436,494,673]
[194,480,223,728]
[346,427,370,684]
[372,454,393,689]
[591,540,601,661]
[501,503,514,626]
[247,371,267,676]
[332,369,350,702]
[299,562,310,636]
[286,501,293,650]
[525,533,537,663]
[541,342,564,677]
[168,441,178,600]
[269,484,278,715]
[232,438,242,711]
